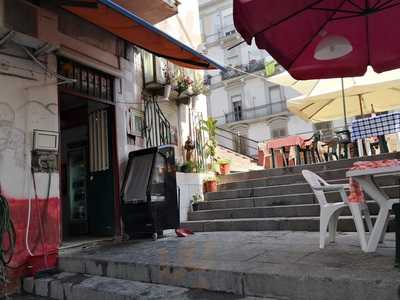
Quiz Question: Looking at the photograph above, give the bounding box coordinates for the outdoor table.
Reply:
[351,112,400,156]
[346,164,400,253]
[266,135,305,167]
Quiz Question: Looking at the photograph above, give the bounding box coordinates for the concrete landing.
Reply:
[57,231,400,300]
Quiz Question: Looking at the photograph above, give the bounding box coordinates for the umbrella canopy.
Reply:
[233,0,400,80]
[287,84,400,123]
[269,67,400,96]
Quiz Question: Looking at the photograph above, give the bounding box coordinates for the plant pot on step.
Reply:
[219,163,231,175]
[163,84,172,98]
[204,179,217,193]
[192,202,199,212]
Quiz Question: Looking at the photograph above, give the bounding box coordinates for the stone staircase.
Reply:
[216,145,263,173]
[182,152,400,232]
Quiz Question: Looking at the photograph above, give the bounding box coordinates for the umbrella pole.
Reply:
[358,94,364,117]
[341,78,348,129]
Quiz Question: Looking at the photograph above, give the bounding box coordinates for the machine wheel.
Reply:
[152,232,158,241]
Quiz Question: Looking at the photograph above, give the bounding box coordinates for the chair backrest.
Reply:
[302,170,329,206]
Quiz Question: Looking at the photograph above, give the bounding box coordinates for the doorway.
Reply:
[59,93,116,241]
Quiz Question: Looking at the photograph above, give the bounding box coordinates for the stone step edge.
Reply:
[219,167,350,186]
[23,272,271,300]
[56,254,399,300]
[212,178,346,195]
[203,185,400,204]
[182,215,394,224]
[192,201,378,214]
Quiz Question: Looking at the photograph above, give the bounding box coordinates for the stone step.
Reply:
[55,231,400,300]
[189,202,380,221]
[207,179,400,201]
[218,168,347,191]
[218,170,399,191]
[199,186,399,210]
[22,272,271,300]
[181,216,395,232]
[219,152,400,184]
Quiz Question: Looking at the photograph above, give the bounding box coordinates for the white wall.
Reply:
[0,52,59,200]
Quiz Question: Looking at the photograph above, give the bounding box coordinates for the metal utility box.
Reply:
[121,145,179,239]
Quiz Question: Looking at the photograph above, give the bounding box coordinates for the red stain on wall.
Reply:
[4,197,60,279]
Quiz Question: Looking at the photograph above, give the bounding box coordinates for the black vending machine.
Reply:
[121,145,179,240]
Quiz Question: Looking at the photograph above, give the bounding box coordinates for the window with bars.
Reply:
[58,57,114,102]
[232,95,242,121]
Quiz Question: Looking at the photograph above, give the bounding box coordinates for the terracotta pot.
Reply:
[205,180,217,193]
[219,163,230,175]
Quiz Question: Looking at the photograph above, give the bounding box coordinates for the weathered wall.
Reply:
[0,50,59,276]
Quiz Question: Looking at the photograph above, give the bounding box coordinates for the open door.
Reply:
[87,109,115,236]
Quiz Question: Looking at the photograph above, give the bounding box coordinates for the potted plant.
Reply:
[171,68,193,98]
[201,117,218,169]
[163,66,172,98]
[203,174,217,193]
[191,73,210,96]
[180,161,195,173]
[191,193,203,211]
[218,159,231,175]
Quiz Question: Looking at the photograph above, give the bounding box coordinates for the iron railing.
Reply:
[189,110,207,171]
[220,59,265,80]
[224,102,287,124]
[143,97,172,148]
[216,126,260,159]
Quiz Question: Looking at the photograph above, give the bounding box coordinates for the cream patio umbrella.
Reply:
[268,68,400,123]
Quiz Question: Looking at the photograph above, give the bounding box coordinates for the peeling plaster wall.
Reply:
[0,49,60,276]
[0,51,59,199]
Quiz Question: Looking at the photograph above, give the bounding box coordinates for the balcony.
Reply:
[224,102,287,124]
[221,59,265,81]
[112,0,179,24]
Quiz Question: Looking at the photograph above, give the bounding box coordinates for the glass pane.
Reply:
[151,153,166,202]
[270,86,281,103]
[124,153,155,204]
[143,52,154,85]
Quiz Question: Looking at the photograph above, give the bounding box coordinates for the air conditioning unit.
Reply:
[143,51,168,90]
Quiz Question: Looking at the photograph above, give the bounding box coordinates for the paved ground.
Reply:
[62,230,398,272]
[57,231,400,300]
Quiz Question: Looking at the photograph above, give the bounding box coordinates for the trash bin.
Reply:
[121,145,179,240]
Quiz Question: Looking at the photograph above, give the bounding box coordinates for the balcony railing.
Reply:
[221,59,265,80]
[224,102,287,124]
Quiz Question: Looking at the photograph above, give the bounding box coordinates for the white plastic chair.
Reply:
[302,170,373,250]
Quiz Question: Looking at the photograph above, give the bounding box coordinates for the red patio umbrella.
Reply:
[233,0,400,80]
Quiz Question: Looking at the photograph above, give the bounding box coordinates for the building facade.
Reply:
[0,0,211,291]
[199,0,314,157]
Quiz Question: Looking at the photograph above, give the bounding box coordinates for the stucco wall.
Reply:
[0,50,60,274]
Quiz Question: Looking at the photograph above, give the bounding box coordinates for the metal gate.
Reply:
[143,96,172,148]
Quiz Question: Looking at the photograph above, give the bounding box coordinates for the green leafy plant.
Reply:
[218,158,231,165]
[201,117,218,165]
[191,73,209,96]
[180,161,195,173]
[192,192,203,203]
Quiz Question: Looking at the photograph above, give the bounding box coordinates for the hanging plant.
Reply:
[172,68,193,96]
[191,73,210,96]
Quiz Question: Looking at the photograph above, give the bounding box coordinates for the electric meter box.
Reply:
[33,130,59,152]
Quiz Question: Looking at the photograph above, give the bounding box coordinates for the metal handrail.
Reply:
[215,126,259,159]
